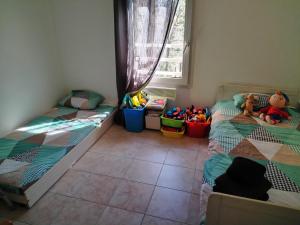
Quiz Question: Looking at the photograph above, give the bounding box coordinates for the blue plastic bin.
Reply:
[123,107,145,132]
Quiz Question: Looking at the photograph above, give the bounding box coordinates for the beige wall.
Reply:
[51,0,117,103]
[176,0,300,107]
[0,0,65,137]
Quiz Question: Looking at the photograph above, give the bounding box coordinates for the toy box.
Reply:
[123,107,145,132]
[161,116,185,128]
[186,121,210,138]
[145,110,161,130]
[161,126,185,138]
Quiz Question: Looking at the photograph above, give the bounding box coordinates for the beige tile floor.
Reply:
[0,125,210,225]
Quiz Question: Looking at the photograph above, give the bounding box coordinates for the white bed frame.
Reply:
[4,109,116,207]
[217,82,300,107]
[204,83,300,224]
[206,193,300,225]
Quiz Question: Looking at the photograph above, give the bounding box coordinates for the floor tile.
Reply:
[77,173,120,204]
[73,151,104,172]
[97,207,143,225]
[192,169,203,195]
[132,130,167,146]
[109,180,154,213]
[165,148,198,169]
[51,197,105,225]
[74,151,133,178]
[198,138,209,148]
[147,187,191,223]
[103,125,133,139]
[18,192,67,225]
[186,194,201,225]
[171,137,204,151]
[51,170,120,205]
[133,143,168,163]
[125,160,162,185]
[196,150,210,170]
[50,170,89,196]
[157,165,194,192]
[89,135,138,158]
[142,216,183,225]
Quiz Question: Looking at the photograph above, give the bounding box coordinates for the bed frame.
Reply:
[206,193,300,225]
[4,109,116,208]
[216,83,300,107]
[205,83,300,224]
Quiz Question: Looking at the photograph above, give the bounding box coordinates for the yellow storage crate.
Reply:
[161,127,185,138]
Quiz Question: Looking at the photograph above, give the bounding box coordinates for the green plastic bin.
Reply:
[160,115,185,128]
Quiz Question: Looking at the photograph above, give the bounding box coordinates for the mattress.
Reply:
[0,105,115,195]
[201,100,300,216]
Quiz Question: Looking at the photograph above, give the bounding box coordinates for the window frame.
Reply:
[148,0,192,88]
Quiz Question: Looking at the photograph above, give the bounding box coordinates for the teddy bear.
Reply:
[259,91,291,124]
[241,94,257,116]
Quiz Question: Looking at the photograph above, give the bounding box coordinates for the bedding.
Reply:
[0,104,115,195]
[200,100,300,219]
[233,93,270,109]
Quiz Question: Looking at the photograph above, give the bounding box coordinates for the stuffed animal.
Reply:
[259,91,291,124]
[241,94,257,116]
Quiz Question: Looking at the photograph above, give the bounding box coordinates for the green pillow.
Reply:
[233,94,245,108]
[59,90,105,110]
[233,93,270,110]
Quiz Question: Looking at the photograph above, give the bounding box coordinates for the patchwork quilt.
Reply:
[0,105,115,194]
[204,100,300,197]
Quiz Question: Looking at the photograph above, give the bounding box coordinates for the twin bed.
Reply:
[0,104,116,207]
[201,83,300,224]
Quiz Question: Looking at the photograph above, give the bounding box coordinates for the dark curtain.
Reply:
[114,0,179,123]
[114,0,128,106]
[114,0,128,124]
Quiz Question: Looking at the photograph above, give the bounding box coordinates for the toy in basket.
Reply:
[186,106,211,138]
[122,91,148,132]
[161,107,186,137]
[161,107,186,128]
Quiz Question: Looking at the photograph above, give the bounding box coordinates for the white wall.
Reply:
[51,0,117,102]
[176,0,300,107]
[1,0,299,136]
[0,0,65,137]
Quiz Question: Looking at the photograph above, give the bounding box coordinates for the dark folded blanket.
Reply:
[213,157,272,201]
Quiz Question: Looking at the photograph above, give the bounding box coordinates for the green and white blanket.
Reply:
[0,105,115,194]
[203,100,300,200]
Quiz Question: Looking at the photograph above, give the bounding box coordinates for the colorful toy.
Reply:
[122,91,148,109]
[186,105,211,123]
[259,91,291,124]
[165,107,186,120]
[241,94,258,116]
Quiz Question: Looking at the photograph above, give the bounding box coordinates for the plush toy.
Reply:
[259,91,291,124]
[241,94,257,116]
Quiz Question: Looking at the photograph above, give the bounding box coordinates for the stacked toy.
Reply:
[164,107,186,120]
[160,107,186,136]
[122,91,148,109]
[185,105,211,138]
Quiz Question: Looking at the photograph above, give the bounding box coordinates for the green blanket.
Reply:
[204,100,300,193]
[0,105,115,194]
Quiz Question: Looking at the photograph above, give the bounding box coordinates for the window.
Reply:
[149,0,192,88]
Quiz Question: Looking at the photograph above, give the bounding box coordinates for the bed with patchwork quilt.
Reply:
[0,104,115,206]
[200,100,300,220]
